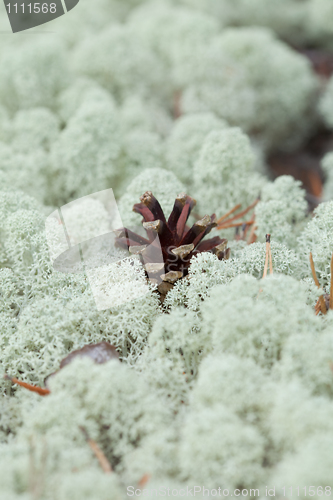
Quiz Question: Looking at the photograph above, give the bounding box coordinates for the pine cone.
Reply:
[115,192,230,289]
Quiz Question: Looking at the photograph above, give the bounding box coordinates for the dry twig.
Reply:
[80,426,113,474]
[309,252,327,315]
[262,234,273,279]
[3,374,50,396]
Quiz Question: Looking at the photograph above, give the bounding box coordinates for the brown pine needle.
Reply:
[217,220,254,230]
[247,224,257,245]
[216,204,241,225]
[268,240,273,275]
[262,234,270,279]
[223,198,259,224]
[217,198,259,229]
[309,252,320,287]
[243,212,255,239]
[80,426,112,474]
[309,252,327,315]
[138,474,151,488]
[4,374,50,396]
[330,253,333,309]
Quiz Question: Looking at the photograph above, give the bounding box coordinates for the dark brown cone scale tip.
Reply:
[140,191,167,224]
[59,342,119,369]
[45,342,120,385]
[115,191,230,290]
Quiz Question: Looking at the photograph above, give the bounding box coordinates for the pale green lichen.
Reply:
[49,93,167,204]
[0,143,49,204]
[119,95,172,138]
[147,308,203,380]
[0,39,70,113]
[306,0,333,49]
[1,1,333,496]
[193,127,266,216]
[0,190,160,389]
[0,105,10,142]
[269,434,333,495]
[297,200,333,286]
[192,353,275,426]
[49,98,121,205]
[3,209,46,274]
[1,270,159,386]
[266,381,333,459]
[72,25,165,101]
[128,1,220,91]
[165,242,301,311]
[20,357,174,470]
[277,324,333,398]
[117,167,185,227]
[121,426,181,485]
[179,403,266,489]
[0,189,43,267]
[182,27,318,150]
[117,130,165,190]
[200,274,320,369]
[166,112,227,186]
[56,78,117,123]
[255,175,308,247]
[0,268,24,316]
[181,0,310,45]
[8,108,60,153]
[49,0,143,46]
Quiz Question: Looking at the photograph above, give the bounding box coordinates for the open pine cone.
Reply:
[115,192,230,293]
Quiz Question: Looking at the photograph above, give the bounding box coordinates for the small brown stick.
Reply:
[80,426,112,474]
[262,234,270,279]
[309,252,327,315]
[330,253,333,309]
[4,374,50,396]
